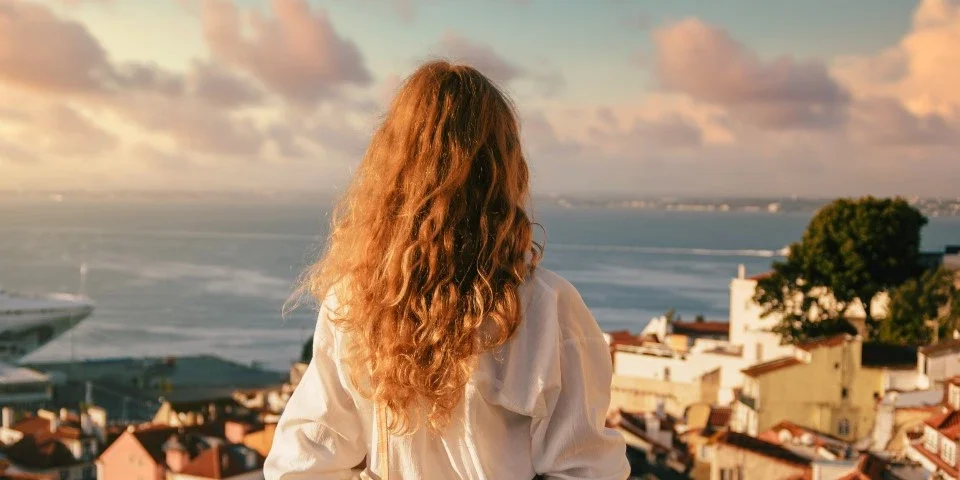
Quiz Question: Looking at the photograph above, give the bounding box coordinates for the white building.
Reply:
[612,264,892,407]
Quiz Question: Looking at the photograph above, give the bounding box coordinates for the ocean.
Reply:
[2,199,959,371]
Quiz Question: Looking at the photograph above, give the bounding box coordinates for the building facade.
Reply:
[732,335,885,442]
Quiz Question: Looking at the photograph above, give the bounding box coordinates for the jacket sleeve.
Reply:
[263,304,366,480]
[530,288,630,480]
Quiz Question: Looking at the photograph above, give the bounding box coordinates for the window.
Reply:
[663,367,671,381]
[841,387,849,399]
[943,440,956,465]
[950,384,960,410]
[720,468,743,480]
[926,426,939,452]
[838,418,851,437]
[755,343,763,363]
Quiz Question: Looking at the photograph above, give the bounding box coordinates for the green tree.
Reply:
[695,314,706,323]
[880,267,960,344]
[754,197,927,343]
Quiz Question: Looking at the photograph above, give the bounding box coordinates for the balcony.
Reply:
[737,391,758,411]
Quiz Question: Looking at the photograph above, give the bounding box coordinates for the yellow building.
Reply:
[732,334,885,442]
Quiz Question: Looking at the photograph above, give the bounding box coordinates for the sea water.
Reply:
[2,199,958,371]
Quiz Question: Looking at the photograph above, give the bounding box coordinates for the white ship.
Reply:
[0,286,94,361]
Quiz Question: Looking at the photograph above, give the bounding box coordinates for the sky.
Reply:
[0,0,958,197]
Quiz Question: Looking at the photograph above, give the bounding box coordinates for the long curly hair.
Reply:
[296,61,542,434]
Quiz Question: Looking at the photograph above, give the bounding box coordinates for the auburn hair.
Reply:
[297,61,542,434]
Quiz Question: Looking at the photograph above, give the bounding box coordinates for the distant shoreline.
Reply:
[2,191,959,217]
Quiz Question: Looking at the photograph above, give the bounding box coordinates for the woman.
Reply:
[265,61,629,480]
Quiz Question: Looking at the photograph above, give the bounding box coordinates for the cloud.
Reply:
[186,61,264,109]
[0,1,113,93]
[833,0,960,118]
[113,94,266,156]
[848,97,957,147]
[201,0,371,105]
[0,140,39,164]
[431,31,565,96]
[651,18,849,129]
[434,31,523,85]
[34,105,118,156]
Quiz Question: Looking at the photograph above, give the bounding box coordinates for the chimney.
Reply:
[1,407,13,428]
[737,264,746,280]
[80,412,92,436]
[59,408,69,422]
[39,409,58,433]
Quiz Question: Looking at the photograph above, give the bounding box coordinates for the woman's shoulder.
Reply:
[520,267,605,343]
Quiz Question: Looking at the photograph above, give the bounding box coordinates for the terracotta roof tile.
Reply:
[707,407,732,428]
[2,436,79,469]
[913,441,959,478]
[671,321,729,336]
[178,444,261,479]
[11,416,84,441]
[748,271,774,281]
[925,410,960,430]
[742,357,805,377]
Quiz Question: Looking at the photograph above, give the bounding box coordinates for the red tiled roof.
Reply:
[748,271,775,281]
[2,435,79,469]
[742,357,805,377]
[715,431,813,468]
[925,410,960,430]
[671,321,729,336]
[912,442,959,478]
[942,423,960,440]
[11,416,84,441]
[606,330,648,347]
[707,407,732,428]
[178,444,261,479]
[796,334,852,351]
[920,338,960,357]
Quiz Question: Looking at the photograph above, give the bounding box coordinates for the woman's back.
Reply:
[264,61,628,479]
[265,268,629,479]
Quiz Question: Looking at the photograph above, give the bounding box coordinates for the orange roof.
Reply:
[748,271,774,281]
[11,416,84,441]
[742,357,805,377]
[796,334,852,351]
[672,321,730,336]
[243,423,276,457]
[925,410,960,430]
[178,444,262,479]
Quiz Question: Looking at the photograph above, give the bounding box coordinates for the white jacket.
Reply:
[263,268,630,480]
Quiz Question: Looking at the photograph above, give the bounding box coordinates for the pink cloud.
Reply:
[34,105,118,156]
[431,31,564,96]
[651,18,849,129]
[201,0,371,105]
[849,97,957,147]
[0,2,113,93]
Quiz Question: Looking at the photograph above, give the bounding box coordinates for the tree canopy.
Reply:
[754,197,928,343]
[879,267,960,344]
